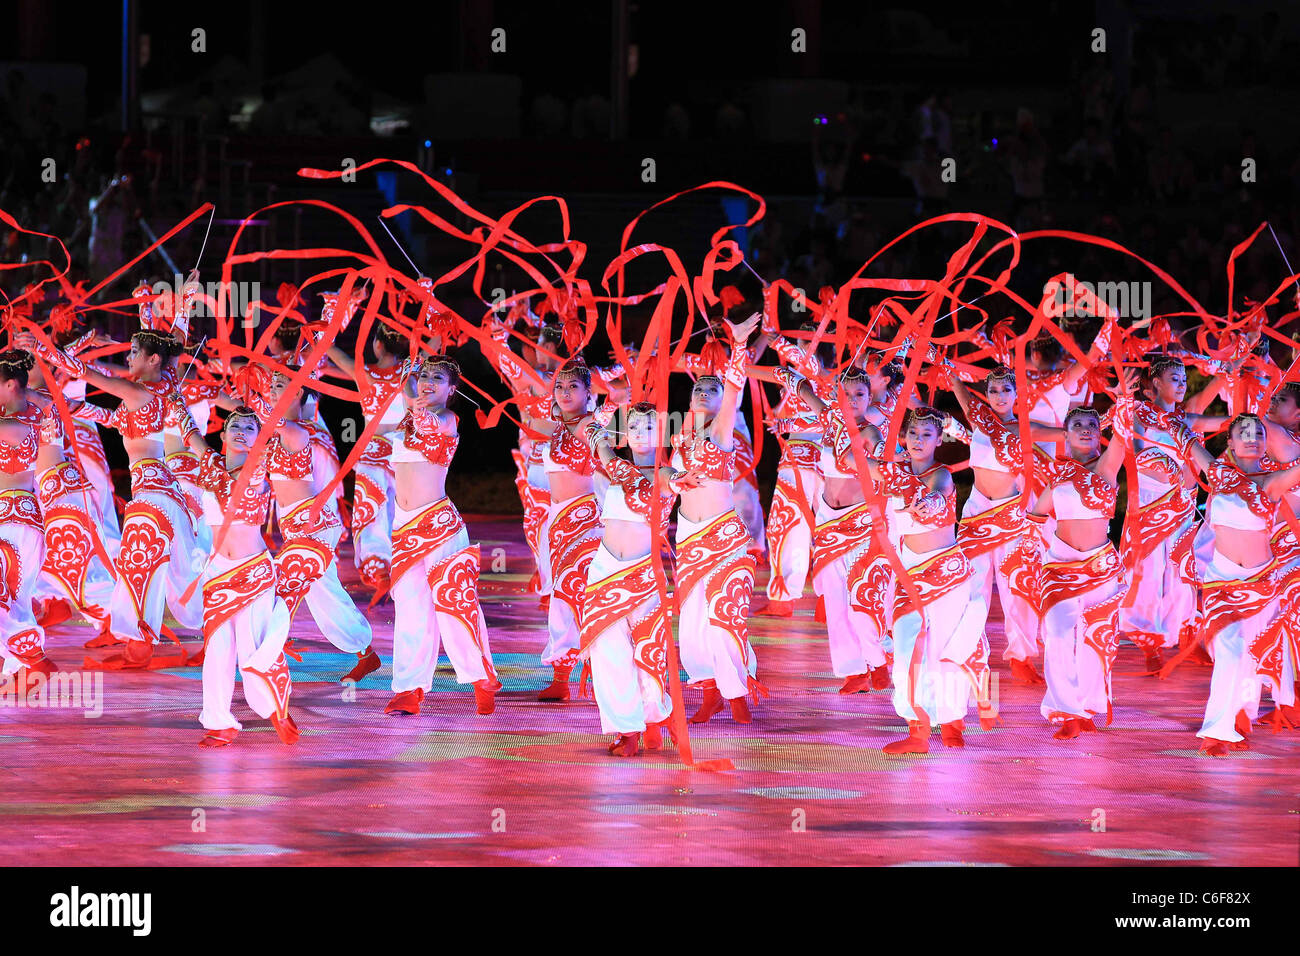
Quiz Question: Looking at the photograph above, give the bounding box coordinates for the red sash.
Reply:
[676,510,755,659]
[391,498,465,583]
[957,495,1026,559]
[894,544,971,619]
[204,552,277,640]
[1041,542,1122,614]
[811,502,872,580]
[580,551,669,695]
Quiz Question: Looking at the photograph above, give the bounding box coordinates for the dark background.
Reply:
[2,0,1298,508]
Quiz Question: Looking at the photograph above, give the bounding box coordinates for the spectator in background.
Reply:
[899,136,950,216]
[1063,119,1117,199]
[88,174,136,285]
[1006,107,1046,224]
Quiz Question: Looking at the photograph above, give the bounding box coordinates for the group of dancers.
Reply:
[1,264,1299,762]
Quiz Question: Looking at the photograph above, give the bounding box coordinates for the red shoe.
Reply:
[1143,648,1163,674]
[755,599,794,618]
[748,594,770,616]
[1256,704,1300,730]
[690,687,724,724]
[84,629,123,649]
[473,679,497,715]
[940,720,965,748]
[1199,738,1229,757]
[729,695,752,723]
[199,727,239,748]
[123,639,153,669]
[607,732,640,757]
[869,664,891,690]
[537,664,573,701]
[22,653,57,677]
[35,598,73,628]
[385,688,424,715]
[645,718,679,749]
[1008,657,1045,685]
[1079,717,1098,733]
[838,673,871,695]
[271,712,300,745]
[1053,718,1085,740]
[883,720,930,754]
[814,595,827,623]
[341,646,382,683]
[643,722,663,751]
[1235,709,1251,739]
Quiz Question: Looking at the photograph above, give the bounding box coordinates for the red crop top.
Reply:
[0,404,40,474]
[1044,456,1117,519]
[109,371,177,441]
[671,430,734,482]
[879,461,957,528]
[548,420,594,476]
[196,447,272,525]
[398,410,459,466]
[267,433,314,481]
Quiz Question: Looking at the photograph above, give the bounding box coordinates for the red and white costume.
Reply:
[1195,461,1294,743]
[808,405,891,678]
[192,447,294,732]
[229,364,374,656]
[98,372,206,645]
[579,455,674,733]
[351,361,407,589]
[31,401,115,632]
[1118,400,1200,652]
[956,401,1048,663]
[1036,458,1125,726]
[0,410,50,679]
[681,350,765,556]
[764,340,829,603]
[880,462,988,726]
[671,430,758,700]
[542,418,603,666]
[389,413,497,694]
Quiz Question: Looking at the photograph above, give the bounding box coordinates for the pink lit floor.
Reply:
[3,516,1297,866]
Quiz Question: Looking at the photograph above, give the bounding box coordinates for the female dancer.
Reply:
[519,359,607,700]
[579,402,676,755]
[757,318,837,616]
[0,351,55,681]
[1028,388,1134,741]
[784,367,891,693]
[240,368,379,683]
[325,319,410,596]
[22,328,205,667]
[946,365,1062,684]
[671,314,763,723]
[385,356,500,716]
[484,318,565,606]
[1121,355,1231,669]
[172,401,299,747]
[861,407,987,752]
[26,384,117,640]
[1169,414,1300,754]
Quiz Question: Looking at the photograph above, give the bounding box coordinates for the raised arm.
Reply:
[709,313,760,443]
[16,331,151,406]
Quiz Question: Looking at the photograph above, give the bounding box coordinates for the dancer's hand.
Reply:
[1119,365,1141,396]
[606,376,630,405]
[726,313,761,346]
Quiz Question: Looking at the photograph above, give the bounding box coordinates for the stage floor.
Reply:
[2,516,1297,866]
